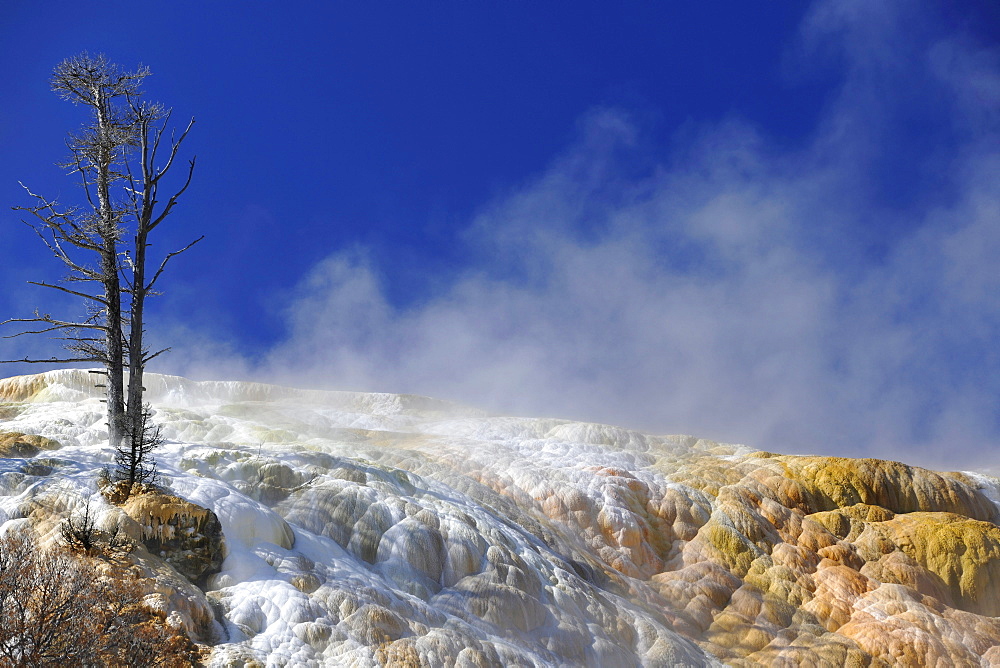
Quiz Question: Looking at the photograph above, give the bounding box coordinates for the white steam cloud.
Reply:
[168,0,1000,470]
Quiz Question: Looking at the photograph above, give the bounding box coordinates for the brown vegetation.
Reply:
[0,527,200,667]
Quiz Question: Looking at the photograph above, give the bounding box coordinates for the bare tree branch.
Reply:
[148,156,196,232]
[141,347,171,365]
[154,116,194,182]
[0,356,102,364]
[26,281,109,305]
[145,235,203,292]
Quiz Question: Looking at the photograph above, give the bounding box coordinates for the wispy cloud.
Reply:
[161,1,999,470]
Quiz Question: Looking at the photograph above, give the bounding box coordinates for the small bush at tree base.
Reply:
[114,403,164,493]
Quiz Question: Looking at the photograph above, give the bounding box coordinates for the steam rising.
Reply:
[154,0,1000,470]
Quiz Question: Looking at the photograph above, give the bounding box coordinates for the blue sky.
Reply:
[2,1,998,470]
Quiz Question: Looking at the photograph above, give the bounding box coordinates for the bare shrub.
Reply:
[59,498,132,557]
[0,526,199,667]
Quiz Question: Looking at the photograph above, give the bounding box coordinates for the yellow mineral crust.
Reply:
[853,512,1000,616]
[121,490,225,583]
[123,490,216,539]
[502,445,1000,665]
[0,430,61,457]
[0,373,51,402]
[772,455,997,521]
[664,454,1000,665]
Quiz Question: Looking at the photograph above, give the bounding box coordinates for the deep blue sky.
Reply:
[3,2,819,340]
[2,1,999,470]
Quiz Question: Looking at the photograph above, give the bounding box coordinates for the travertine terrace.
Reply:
[2,370,999,666]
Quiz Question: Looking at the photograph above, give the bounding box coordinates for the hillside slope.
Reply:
[1,370,999,666]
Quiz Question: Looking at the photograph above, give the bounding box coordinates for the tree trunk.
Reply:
[126,225,149,456]
[94,86,126,450]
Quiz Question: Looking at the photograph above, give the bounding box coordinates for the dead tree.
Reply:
[121,96,201,443]
[2,53,199,468]
[2,54,144,448]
